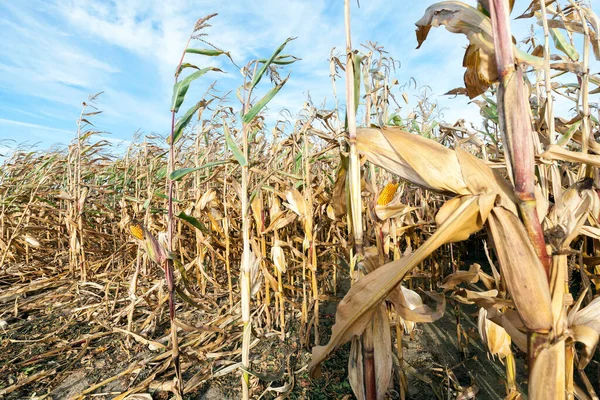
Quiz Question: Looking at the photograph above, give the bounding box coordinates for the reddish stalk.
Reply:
[489,0,550,278]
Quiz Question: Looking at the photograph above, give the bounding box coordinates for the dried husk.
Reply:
[487,207,553,333]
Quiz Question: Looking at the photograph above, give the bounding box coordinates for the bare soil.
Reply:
[0,261,529,400]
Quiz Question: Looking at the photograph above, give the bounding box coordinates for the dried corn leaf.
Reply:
[348,337,365,400]
[262,213,296,234]
[568,295,600,333]
[375,202,416,220]
[435,193,495,244]
[372,304,393,399]
[357,127,468,195]
[454,289,501,309]
[569,324,598,369]
[416,1,543,98]
[440,263,484,289]
[541,144,600,166]
[478,307,512,359]
[388,287,445,324]
[357,127,516,213]
[309,195,483,377]
[487,208,553,332]
[285,189,307,219]
[251,193,263,233]
[528,338,566,400]
[497,311,528,353]
[199,190,216,210]
[271,244,287,273]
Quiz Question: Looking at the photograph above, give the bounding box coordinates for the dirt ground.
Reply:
[0,260,532,400]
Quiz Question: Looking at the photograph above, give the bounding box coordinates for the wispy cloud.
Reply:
[1,0,597,153]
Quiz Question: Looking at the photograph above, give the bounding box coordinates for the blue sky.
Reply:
[0,0,597,155]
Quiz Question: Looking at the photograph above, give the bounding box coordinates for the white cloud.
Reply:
[0,118,73,135]
[1,0,597,154]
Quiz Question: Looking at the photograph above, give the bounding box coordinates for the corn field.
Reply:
[1,1,600,399]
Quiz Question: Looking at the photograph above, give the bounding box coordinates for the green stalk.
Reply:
[240,63,257,400]
[164,30,194,397]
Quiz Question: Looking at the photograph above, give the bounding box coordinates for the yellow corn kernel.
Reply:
[129,222,145,240]
[377,182,399,205]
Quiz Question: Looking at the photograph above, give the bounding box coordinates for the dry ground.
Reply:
[0,257,534,400]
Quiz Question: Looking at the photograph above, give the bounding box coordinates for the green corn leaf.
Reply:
[184,48,236,69]
[224,121,247,166]
[186,48,228,56]
[156,165,168,180]
[250,37,296,90]
[169,160,233,181]
[257,54,300,65]
[176,211,209,233]
[243,76,289,124]
[175,285,205,310]
[171,67,221,113]
[557,120,582,147]
[176,62,200,77]
[550,28,579,61]
[170,100,210,145]
[353,53,362,112]
[170,168,197,181]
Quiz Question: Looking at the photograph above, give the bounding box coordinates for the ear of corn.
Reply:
[376,182,399,205]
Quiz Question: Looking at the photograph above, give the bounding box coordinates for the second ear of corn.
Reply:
[377,182,399,206]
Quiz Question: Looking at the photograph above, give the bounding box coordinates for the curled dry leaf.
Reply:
[388,286,445,334]
[478,308,511,360]
[285,189,307,219]
[487,208,553,333]
[374,202,416,220]
[541,144,600,167]
[528,338,566,400]
[271,244,287,273]
[440,263,484,289]
[123,395,153,400]
[568,294,600,333]
[309,195,483,378]
[199,189,216,210]
[563,284,600,369]
[545,182,599,249]
[262,213,296,234]
[435,193,495,244]
[23,235,40,248]
[454,289,502,309]
[415,1,543,98]
[356,127,517,213]
[569,324,598,369]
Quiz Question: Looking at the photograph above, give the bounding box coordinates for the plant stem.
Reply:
[240,62,258,400]
[539,0,555,144]
[164,31,193,397]
[489,0,550,277]
[344,1,373,398]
